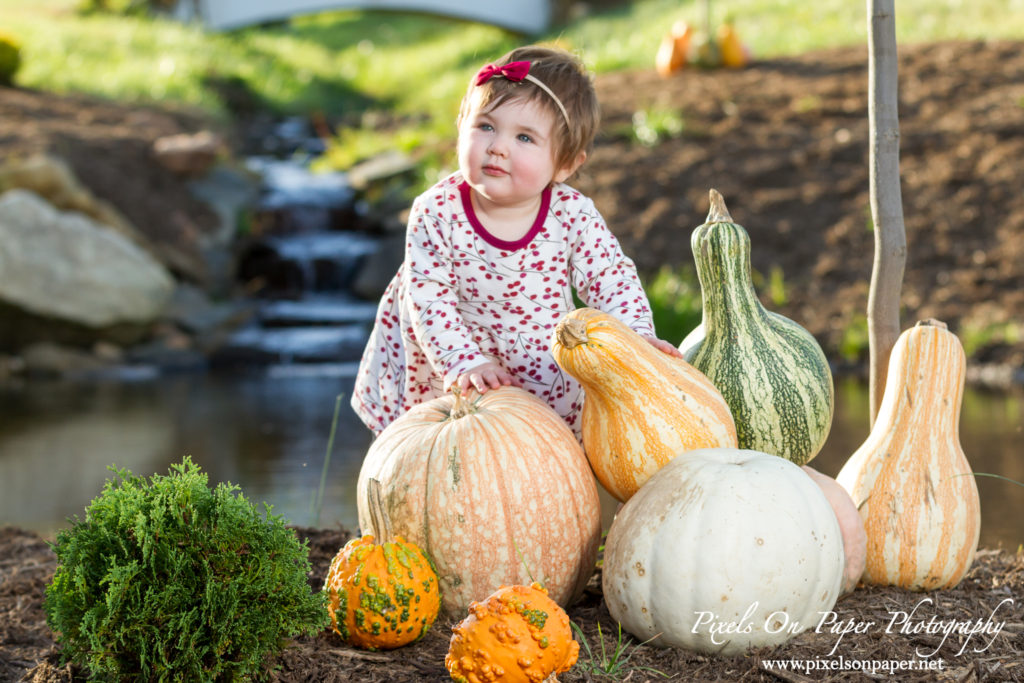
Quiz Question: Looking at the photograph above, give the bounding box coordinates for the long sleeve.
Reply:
[402,196,487,387]
[568,196,656,337]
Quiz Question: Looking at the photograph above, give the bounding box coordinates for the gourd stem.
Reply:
[555,318,589,349]
[365,478,394,543]
[916,318,948,330]
[707,188,734,223]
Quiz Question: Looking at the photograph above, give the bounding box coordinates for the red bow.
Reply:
[475,61,531,86]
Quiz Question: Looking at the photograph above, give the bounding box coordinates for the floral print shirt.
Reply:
[352,172,656,436]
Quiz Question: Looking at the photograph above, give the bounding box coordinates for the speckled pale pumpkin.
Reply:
[551,307,737,501]
[602,448,845,655]
[837,320,980,590]
[323,479,440,649]
[357,386,601,615]
[446,583,578,683]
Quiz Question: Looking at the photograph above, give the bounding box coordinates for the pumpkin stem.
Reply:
[706,188,734,223]
[365,478,394,544]
[916,318,948,330]
[555,317,589,349]
[450,387,479,420]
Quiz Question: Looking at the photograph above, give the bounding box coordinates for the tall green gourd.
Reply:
[680,189,833,465]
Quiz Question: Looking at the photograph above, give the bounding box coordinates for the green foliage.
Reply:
[0,30,22,86]
[644,266,703,346]
[571,621,668,680]
[630,107,687,147]
[839,313,869,362]
[959,319,1021,358]
[43,457,330,682]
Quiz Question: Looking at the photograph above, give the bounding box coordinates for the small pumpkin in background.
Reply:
[837,319,981,590]
[717,21,750,68]
[552,307,737,502]
[357,386,601,615]
[803,466,867,595]
[323,478,440,650]
[446,583,578,683]
[681,189,834,466]
[655,20,693,77]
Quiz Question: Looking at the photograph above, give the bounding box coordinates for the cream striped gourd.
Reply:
[552,307,737,502]
[836,320,980,590]
[680,189,833,465]
[356,386,601,615]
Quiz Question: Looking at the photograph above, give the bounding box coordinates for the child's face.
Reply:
[458,94,571,209]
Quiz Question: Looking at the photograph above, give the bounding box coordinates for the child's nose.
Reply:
[487,136,508,157]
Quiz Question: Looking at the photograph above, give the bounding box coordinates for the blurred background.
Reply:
[0,0,1021,547]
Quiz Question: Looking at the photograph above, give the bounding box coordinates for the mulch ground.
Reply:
[3,525,1022,682]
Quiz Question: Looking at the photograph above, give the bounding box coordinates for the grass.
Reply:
[572,621,669,680]
[2,0,1021,125]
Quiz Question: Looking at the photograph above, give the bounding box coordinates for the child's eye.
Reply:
[517,133,534,143]
[479,123,494,132]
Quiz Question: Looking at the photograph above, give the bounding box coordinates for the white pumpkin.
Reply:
[602,448,845,655]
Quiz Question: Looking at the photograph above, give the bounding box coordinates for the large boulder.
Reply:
[0,189,175,346]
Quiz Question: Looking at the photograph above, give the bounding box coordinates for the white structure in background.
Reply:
[171,0,550,34]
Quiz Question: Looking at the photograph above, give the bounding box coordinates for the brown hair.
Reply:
[458,45,600,175]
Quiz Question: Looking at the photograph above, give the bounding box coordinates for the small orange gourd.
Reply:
[446,583,578,683]
[551,307,738,501]
[655,20,693,77]
[717,22,749,68]
[836,320,981,590]
[323,478,441,649]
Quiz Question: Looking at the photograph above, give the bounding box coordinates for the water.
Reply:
[1,374,1021,550]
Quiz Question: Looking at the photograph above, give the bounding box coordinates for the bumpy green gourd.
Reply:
[680,189,833,465]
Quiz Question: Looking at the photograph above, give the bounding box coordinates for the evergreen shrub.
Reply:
[43,457,330,682]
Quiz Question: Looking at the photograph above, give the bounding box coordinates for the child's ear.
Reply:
[553,151,587,184]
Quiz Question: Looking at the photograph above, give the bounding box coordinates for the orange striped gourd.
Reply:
[836,319,980,590]
[356,386,601,615]
[551,307,737,501]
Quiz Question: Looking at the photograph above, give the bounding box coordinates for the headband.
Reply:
[475,60,571,128]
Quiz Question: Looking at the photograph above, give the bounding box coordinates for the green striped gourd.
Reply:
[679,189,833,465]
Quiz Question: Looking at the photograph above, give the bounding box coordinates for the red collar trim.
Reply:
[459,181,550,250]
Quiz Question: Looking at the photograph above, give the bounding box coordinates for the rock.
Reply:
[20,342,113,378]
[351,233,404,301]
[186,164,260,249]
[0,153,211,286]
[152,130,224,177]
[0,189,175,331]
[0,153,140,243]
[162,282,257,337]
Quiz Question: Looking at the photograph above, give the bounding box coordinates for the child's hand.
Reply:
[454,361,517,396]
[643,335,685,359]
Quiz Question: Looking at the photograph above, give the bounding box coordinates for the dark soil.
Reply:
[577,40,1024,374]
[3,525,1022,682]
[1,39,1023,682]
